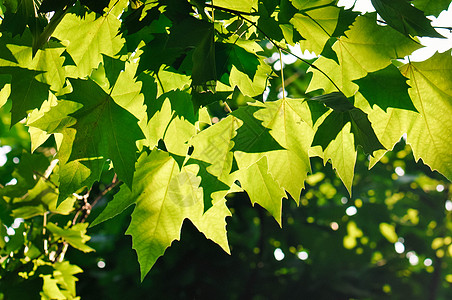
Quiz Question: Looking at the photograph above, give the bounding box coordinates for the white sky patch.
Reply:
[0,145,12,167]
[297,251,309,260]
[395,241,405,254]
[274,248,285,261]
[346,206,358,216]
[445,200,452,211]
[395,167,405,176]
[424,258,433,267]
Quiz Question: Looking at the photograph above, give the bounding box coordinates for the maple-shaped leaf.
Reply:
[353,64,417,112]
[229,56,272,97]
[238,156,286,226]
[291,5,340,54]
[249,98,314,201]
[189,115,241,209]
[307,13,421,96]
[371,0,443,38]
[52,7,125,78]
[323,122,357,194]
[58,127,106,203]
[312,92,384,155]
[332,6,360,37]
[0,32,68,93]
[213,0,258,13]
[216,42,261,82]
[190,115,240,180]
[0,67,50,125]
[46,222,95,253]
[92,150,231,280]
[412,0,451,17]
[185,159,231,211]
[231,104,284,153]
[367,52,452,180]
[65,78,144,188]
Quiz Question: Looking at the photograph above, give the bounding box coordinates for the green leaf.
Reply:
[102,54,126,88]
[412,0,451,17]
[291,5,340,54]
[94,150,230,280]
[249,98,314,201]
[46,222,95,252]
[323,122,357,194]
[52,9,125,77]
[307,13,421,96]
[237,156,286,226]
[370,0,443,38]
[190,115,240,182]
[185,159,231,211]
[0,67,49,125]
[65,78,144,188]
[332,6,360,37]
[368,52,452,180]
[40,274,66,300]
[216,43,261,82]
[353,64,417,111]
[229,56,271,97]
[191,25,216,90]
[231,104,284,153]
[312,93,384,155]
[213,0,258,13]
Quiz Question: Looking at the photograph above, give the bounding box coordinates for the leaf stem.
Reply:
[278,49,286,100]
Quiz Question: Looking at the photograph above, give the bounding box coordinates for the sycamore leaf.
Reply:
[353,64,416,111]
[312,92,384,155]
[46,222,94,253]
[332,6,360,37]
[52,9,125,77]
[229,58,272,97]
[41,275,66,300]
[185,159,231,211]
[250,98,314,201]
[1,33,67,93]
[324,122,357,194]
[231,104,284,153]
[238,156,286,226]
[291,5,340,54]
[367,52,452,180]
[307,13,421,96]
[57,128,106,203]
[191,25,216,90]
[93,150,231,280]
[370,0,443,38]
[412,0,451,17]
[102,54,126,88]
[163,116,196,156]
[213,0,258,13]
[190,115,240,181]
[216,43,261,82]
[0,67,49,125]
[65,78,144,188]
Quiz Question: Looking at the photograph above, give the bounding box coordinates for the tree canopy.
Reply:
[0,0,451,299]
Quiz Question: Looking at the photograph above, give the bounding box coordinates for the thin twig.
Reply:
[237,13,343,94]
[278,48,286,100]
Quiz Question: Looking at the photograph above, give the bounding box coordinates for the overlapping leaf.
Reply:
[368,52,452,180]
[92,150,231,280]
[65,78,144,188]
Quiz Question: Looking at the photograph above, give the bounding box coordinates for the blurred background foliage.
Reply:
[1,42,451,300]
